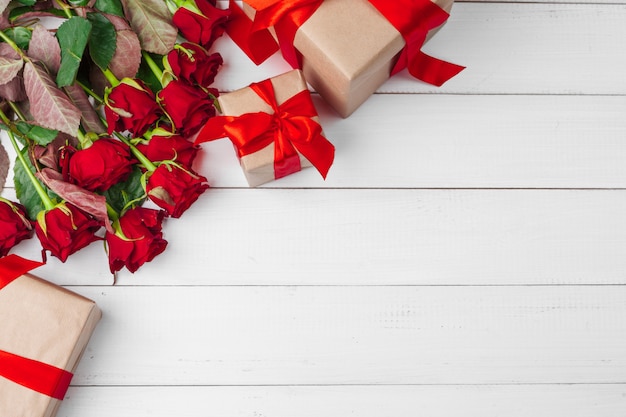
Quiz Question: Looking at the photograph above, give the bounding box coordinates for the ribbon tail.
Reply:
[293,134,335,179]
[396,48,465,87]
[0,254,44,289]
[195,116,235,145]
[226,0,279,65]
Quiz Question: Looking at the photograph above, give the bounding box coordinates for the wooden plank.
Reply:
[214,3,626,95]
[5,188,626,286]
[69,285,626,385]
[59,385,626,417]
[4,95,626,189]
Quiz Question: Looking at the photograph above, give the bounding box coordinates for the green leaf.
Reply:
[68,0,91,5]
[15,0,36,6]
[103,166,146,213]
[87,12,117,70]
[95,0,124,17]
[3,27,32,50]
[15,121,58,146]
[13,149,58,220]
[55,16,92,87]
[136,52,163,93]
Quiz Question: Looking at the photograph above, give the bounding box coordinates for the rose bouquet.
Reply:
[0,0,230,274]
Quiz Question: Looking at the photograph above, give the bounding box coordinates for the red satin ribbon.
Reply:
[0,254,74,400]
[228,0,463,86]
[196,78,334,180]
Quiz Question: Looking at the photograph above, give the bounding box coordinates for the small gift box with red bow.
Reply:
[228,0,464,118]
[196,69,335,187]
[0,255,101,417]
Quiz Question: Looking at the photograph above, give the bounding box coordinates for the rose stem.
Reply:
[113,132,158,172]
[142,52,164,86]
[0,31,28,60]
[0,111,55,211]
[102,68,120,87]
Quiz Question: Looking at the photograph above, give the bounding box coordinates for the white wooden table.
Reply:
[2,0,626,415]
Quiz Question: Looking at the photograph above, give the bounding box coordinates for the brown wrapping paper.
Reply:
[0,274,101,417]
[217,69,322,187]
[244,0,454,117]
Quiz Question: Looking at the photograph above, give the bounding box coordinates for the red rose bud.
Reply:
[135,132,200,169]
[167,43,223,89]
[0,199,34,257]
[69,138,135,192]
[172,0,230,49]
[35,203,102,262]
[158,79,217,137]
[106,207,168,273]
[146,163,209,218]
[105,78,162,137]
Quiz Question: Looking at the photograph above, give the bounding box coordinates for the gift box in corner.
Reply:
[195,69,335,187]
[230,0,464,118]
[0,254,102,417]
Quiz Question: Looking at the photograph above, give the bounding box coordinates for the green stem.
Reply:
[142,51,164,85]
[55,0,74,19]
[106,202,119,223]
[102,68,119,87]
[0,30,27,60]
[7,101,27,121]
[114,132,157,172]
[6,130,55,211]
[77,80,103,104]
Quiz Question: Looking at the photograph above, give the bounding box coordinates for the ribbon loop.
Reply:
[196,78,334,181]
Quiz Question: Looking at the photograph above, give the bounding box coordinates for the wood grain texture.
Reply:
[59,385,626,417]
[4,189,626,286]
[1,1,625,416]
[68,285,626,386]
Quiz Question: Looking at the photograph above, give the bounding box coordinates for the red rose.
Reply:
[135,132,200,169]
[146,163,209,218]
[105,78,162,137]
[35,203,102,262]
[106,207,168,273]
[158,80,217,137]
[167,43,223,89]
[172,0,230,49]
[68,138,135,192]
[0,199,33,257]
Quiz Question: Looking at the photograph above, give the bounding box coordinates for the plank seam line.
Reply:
[68,382,626,388]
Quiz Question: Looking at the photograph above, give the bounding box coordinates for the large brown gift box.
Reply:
[243,0,454,118]
[210,69,333,187]
[0,256,101,417]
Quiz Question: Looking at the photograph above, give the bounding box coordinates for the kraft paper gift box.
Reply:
[196,69,334,187]
[0,255,102,417]
[238,0,462,118]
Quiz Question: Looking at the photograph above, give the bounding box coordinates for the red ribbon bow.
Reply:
[196,78,334,181]
[227,0,463,86]
[0,254,74,400]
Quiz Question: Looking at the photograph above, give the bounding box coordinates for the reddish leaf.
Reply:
[0,0,9,15]
[0,43,23,86]
[109,29,142,80]
[27,25,62,74]
[64,83,106,134]
[0,141,8,193]
[23,61,81,136]
[0,75,26,101]
[37,168,113,233]
[120,0,177,55]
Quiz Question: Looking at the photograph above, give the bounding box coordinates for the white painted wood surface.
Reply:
[2,0,626,415]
